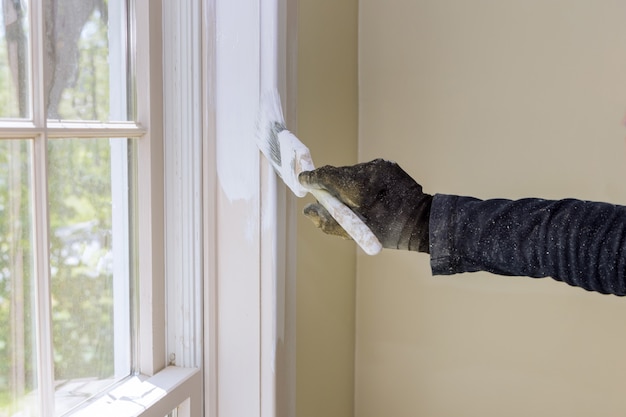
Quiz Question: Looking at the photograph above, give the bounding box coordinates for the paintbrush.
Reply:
[256,90,382,255]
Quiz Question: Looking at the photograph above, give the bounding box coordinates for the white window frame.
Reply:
[0,0,202,415]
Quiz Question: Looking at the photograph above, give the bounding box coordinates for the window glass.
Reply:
[0,0,30,118]
[44,0,126,121]
[0,140,38,417]
[47,137,133,415]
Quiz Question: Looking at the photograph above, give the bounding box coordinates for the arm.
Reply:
[430,195,626,295]
[299,159,626,296]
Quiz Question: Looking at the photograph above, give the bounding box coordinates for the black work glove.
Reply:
[298,158,433,253]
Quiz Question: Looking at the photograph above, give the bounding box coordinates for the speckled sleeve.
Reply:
[429,194,626,296]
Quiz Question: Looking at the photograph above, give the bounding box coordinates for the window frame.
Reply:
[1,0,298,414]
[0,0,203,415]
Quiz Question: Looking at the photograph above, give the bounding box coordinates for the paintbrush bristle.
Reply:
[256,89,315,198]
[256,90,287,167]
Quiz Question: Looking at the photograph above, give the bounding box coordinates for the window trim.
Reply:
[163,0,204,371]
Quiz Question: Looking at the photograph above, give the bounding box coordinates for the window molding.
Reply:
[162,0,203,370]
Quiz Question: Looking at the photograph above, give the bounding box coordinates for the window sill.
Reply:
[69,366,202,417]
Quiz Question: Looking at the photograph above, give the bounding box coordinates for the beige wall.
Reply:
[357,1,626,417]
[296,0,358,416]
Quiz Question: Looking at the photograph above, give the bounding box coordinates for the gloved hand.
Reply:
[298,158,433,253]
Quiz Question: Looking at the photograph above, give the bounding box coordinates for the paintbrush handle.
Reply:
[309,188,383,256]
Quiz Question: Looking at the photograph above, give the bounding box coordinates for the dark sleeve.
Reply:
[429,194,626,296]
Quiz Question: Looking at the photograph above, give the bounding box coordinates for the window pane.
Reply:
[0,140,38,417]
[44,0,128,121]
[0,0,30,118]
[47,138,133,415]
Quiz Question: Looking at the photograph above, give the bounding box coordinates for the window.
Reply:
[0,0,139,415]
[0,0,203,416]
[1,0,296,415]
